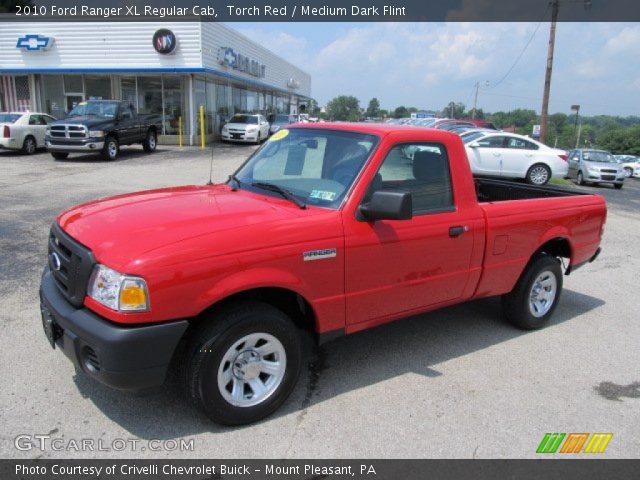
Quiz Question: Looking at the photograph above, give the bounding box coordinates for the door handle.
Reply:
[449,225,467,237]
[493,152,501,156]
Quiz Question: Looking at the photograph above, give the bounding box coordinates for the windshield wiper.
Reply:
[251,182,306,209]
[228,174,241,191]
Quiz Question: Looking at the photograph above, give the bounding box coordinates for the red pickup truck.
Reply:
[40,124,606,425]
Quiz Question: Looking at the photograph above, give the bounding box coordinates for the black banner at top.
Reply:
[2,0,640,22]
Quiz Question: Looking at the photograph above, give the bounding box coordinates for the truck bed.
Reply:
[475,178,588,203]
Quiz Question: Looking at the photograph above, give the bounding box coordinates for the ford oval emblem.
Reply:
[50,252,62,271]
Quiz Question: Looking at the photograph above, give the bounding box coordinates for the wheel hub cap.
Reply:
[217,332,286,408]
[529,270,557,317]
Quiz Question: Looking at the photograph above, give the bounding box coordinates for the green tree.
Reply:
[393,106,409,118]
[326,95,361,121]
[442,102,466,119]
[598,126,640,155]
[366,98,381,118]
[306,98,321,116]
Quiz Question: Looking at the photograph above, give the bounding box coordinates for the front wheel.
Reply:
[526,164,551,185]
[185,302,302,425]
[623,167,632,178]
[577,171,585,186]
[614,183,623,190]
[502,253,563,330]
[142,130,157,152]
[102,136,119,161]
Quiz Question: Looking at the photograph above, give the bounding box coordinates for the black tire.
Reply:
[102,136,119,161]
[185,301,302,425]
[22,136,36,154]
[142,129,157,153]
[614,183,623,190]
[526,163,551,185]
[577,171,585,186]
[502,253,563,330]
[51,152,69,160]
[256,131,262,145]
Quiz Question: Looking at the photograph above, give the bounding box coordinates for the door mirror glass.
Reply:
[468,141,480,148]
[359,191,413,221]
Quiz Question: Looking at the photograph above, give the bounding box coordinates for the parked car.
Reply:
[221,114,270,144]
[268,114,297,135]
[459,128,496,143]
[433,120,477,131]
[0,111,56,154]
[567,149,625,189]
[40,124,605,425]
[614,155,640,178]
[465,132,568,185]
[45,100,159,161]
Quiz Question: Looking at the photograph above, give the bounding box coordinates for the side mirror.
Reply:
[359,191,413,221]
[468,141,480,148]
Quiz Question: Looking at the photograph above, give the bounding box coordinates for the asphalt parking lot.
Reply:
[1,144,639,459]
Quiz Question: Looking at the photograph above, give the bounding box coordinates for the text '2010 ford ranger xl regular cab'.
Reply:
[40,124,606,425]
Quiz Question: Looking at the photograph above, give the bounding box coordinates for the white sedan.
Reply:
[221,114,270,144]
[614,155,640,178]
[464,132,569,185]
[0,112,57,154]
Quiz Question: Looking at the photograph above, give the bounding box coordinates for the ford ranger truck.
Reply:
[45,100,159,161]
[39,124,606,425]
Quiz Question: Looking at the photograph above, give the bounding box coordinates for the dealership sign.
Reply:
[153,29,177,54]
[16,34,54,51]
[218,47,266,78]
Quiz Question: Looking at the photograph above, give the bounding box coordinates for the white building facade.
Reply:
[0,22,311,144]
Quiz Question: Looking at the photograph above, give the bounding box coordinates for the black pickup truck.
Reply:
[45,100,160,161]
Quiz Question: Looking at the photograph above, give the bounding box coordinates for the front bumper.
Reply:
[46,138,105,152]
[221,131,259,143]
[39,268,188,391]
[586,171,625,184]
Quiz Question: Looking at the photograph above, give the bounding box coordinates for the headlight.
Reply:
[587,167,599,174]
[222,125,229,132]
[89,130,105,137]
[87,264,149,312]
[45,128,51,136]
[247,126,258,131]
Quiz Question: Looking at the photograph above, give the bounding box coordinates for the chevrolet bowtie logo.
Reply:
[16,34,53,51]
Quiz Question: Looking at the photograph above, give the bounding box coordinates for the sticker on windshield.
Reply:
[270,129,289,141]
[309,190,336,201]
[78,101,87,106]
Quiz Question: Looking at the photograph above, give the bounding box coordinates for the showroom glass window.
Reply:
[163,76,185,135]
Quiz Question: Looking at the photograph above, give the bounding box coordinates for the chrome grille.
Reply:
[49,124,88,139]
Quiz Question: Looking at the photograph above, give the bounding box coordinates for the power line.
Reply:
[489,3,551,89]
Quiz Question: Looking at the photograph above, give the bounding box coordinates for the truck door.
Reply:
[343,142,482,326]
[117,104,138,144]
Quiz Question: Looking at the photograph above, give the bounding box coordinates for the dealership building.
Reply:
[0,22,311,144]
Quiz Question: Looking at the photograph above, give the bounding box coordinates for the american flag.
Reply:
[1,76,31,112]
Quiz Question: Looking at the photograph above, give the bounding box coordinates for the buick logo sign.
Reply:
[50,252,61,271]
[153,29,176,54]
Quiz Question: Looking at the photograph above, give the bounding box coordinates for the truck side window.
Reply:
[370,143,454,214]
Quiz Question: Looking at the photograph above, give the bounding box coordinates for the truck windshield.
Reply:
[233,128,378,209]
[67,101,118,118]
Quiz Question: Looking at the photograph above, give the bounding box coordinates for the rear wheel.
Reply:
[623,167,633,178]
[22,136,36,154]
[526,164,551,185]
[142,129,157,152]
[102,136,119,161]
[51,152,69,160]
[185,301,302,425]
[502,253,563,330]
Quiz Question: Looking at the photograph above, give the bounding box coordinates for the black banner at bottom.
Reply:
[4,459,640,480]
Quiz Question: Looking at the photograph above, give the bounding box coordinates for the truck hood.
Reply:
[57,185,302,270]
[53,116,113,129]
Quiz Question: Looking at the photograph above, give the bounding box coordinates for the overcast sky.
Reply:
[232,22,640,116]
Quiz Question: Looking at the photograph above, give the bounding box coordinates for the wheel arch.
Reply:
[530,235,573,274]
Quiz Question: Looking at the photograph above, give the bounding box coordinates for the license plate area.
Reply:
[41,304,62,349]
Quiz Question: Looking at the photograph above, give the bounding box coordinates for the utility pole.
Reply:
[540,0,559,145]
[472,82,480,119]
